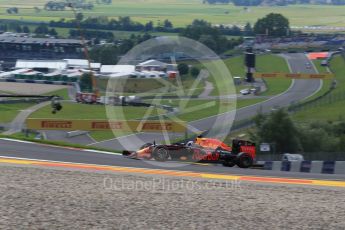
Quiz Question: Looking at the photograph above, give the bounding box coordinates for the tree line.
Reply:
[69,29,114,41]
[180,19,244,53]
[253,13,290,37]
[50,16,180,33]
[49,15,253,36]
[89,33,153,65]
[1,12,291,40]
[44,1,94,11]
[6,7,19,14]
[250,109,345,154]
[87,20,243,64]
[0,22,58,37]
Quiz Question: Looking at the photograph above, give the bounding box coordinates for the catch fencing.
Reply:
[288,89,345,113]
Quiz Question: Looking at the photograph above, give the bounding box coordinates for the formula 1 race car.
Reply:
[123,137,256,168]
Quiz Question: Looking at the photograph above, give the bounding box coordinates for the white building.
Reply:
[64,59,101,70]
[15,60,67,72]
[100,65,135,75]
[136,59,168,71]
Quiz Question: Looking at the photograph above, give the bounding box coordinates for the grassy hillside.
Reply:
[256,54,292,96]
[99,75,204,97]
[89,97,265,141]
[1,1,345,28]
[0,103,35,123]
[29,101,166,141]
[29,102,164,120]
[300,59,332,102]
[206,54,290,96]
[148,98,265,122]
[293,55,345,122]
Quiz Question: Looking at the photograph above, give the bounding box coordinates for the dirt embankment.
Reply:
[0,83,67,95]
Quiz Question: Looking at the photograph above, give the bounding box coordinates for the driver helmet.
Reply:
[186,141,194,147]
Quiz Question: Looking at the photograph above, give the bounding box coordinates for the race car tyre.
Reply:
[140,143,153,150]
[236,153,253,168]
[222,161,236,167]
[152,147,170,162]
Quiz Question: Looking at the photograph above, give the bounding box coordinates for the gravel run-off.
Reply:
[0,83,68,95]
[0,164,344,230]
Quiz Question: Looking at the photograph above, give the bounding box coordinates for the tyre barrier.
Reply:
[260,161,345,174]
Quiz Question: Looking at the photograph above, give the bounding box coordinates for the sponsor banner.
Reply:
[26,119,186,133]
[254,72,334,79]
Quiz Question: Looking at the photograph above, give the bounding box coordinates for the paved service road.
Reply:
[91,53,322,151]
[0,139,344,180]
[3,101,50,135]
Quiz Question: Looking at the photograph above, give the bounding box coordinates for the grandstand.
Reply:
[0,33,87,69]
[250,34,345,51]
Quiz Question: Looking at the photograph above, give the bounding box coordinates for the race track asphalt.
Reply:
[1,139,344,180]
[91,53,322,150]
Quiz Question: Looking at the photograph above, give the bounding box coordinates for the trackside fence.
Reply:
[257,152,345,161]
[287,89,344,113]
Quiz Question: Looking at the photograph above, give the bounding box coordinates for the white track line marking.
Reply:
[0,138,121,156]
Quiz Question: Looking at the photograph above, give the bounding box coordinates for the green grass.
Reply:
[293,55,345,122]
[44,88,70,100]
[29,101,166,142]
[0,133,122,152]
[7,132,37,139]
[154,99,234,121]
[178,55,290,97]
[237,98,266,108]
[223,55,247,94]
[256,54,292,96]
[299,59,332,102]
[200,59,236,96]
[22,24,178,39]
[100,55,289,101]
[2,1,345,29]
[148,98,265,122]
[0,103,35,123]
[29,101,165,120]
[293,99,345,122]
[313,59,329,74]
[224,55,245,78]
[89,130,133,142]
[88,98,264,141]
[302,79,332,103]
[100,75,204,98]
[89,131,116,142]
[223,54,291,96]
[185,58,240,97]
[329,56,345,92]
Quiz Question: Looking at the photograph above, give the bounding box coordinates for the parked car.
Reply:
[240,89,250,95]
[282,153,304,162]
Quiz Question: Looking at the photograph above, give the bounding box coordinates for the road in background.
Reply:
[92,53,322,150]
[2,54,320,150]
[3,101,50,135]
